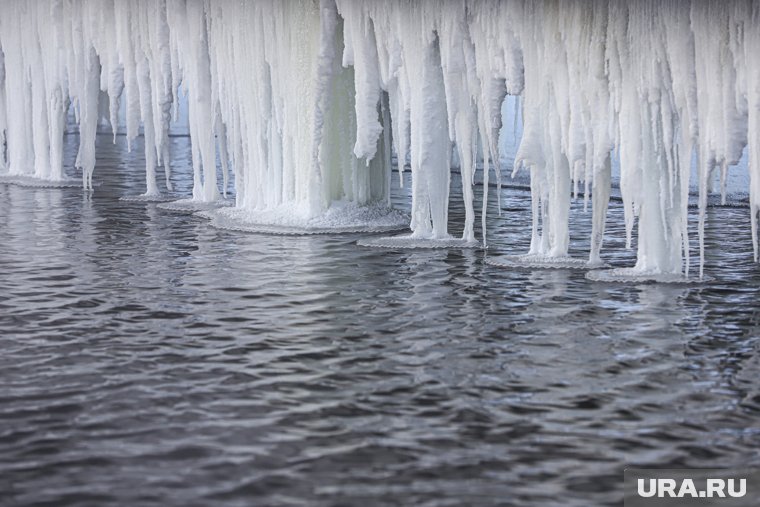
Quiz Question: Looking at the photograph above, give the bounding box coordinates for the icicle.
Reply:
[407,29,451,240]
[746,2,760,262]
[216,113,229,199]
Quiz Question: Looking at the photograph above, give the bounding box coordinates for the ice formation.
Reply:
[0,0,759,278]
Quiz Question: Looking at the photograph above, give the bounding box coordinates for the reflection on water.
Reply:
[0,134,759,507]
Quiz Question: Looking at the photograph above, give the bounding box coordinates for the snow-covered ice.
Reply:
[199,201,409,236]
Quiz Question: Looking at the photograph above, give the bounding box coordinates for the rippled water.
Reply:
[1,133,760,507]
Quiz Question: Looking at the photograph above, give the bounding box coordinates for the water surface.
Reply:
[1,134,759,507]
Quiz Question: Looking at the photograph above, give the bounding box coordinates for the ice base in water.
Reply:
[357,235,479,249]
[119,193,180,203]
[486,254,602,270]
[156,198,235,213]
[0,174,84,189]
[585,268,712,284]
[197,202,409,236]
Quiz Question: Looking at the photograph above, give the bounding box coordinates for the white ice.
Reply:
[0,0,759,278]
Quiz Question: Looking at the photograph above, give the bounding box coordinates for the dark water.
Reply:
[1,134,760,507]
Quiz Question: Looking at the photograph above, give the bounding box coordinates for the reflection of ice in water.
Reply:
[358,235,478,249]
[586,268,712,284]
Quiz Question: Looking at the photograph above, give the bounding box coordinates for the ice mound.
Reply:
[357,235,479,249]
[197,202,409,236]
[156,198,235,213]
[119,193,180,203]
[486,254,601,270]
[585,268,712,284]
[0,175,83,189]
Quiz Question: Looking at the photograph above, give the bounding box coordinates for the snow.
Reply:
[0,0,759,278]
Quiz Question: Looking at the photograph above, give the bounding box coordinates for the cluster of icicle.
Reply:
[0,0,759,278]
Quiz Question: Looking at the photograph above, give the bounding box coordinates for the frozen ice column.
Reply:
[201,0,393,220]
